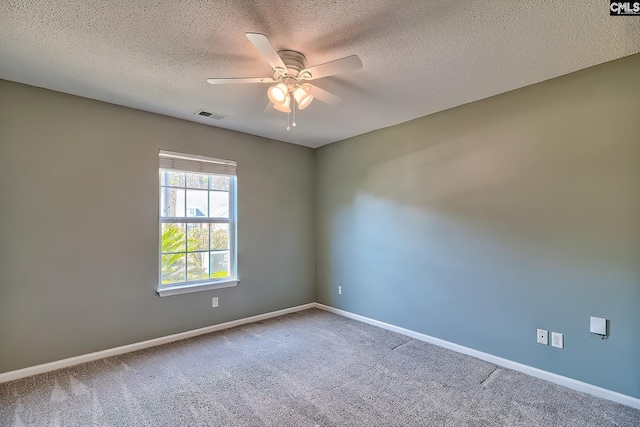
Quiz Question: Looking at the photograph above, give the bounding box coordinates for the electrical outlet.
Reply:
[338,285,342,295]
[551,332,563,349]
[212,297,218,308]
[537,329,548,345]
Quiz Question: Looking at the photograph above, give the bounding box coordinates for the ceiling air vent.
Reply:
[195,110,224,120]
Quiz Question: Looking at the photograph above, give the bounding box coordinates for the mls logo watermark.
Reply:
[610,1,640,15]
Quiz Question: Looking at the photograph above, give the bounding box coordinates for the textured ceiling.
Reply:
[1,1,639,148]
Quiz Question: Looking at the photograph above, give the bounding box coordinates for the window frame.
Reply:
[157,151,238,297]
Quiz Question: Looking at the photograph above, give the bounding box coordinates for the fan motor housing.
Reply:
[275,50,307,77]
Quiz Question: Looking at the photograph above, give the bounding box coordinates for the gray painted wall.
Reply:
[1,54,639,399]
[0,81,315,373]
[316,55,640,398]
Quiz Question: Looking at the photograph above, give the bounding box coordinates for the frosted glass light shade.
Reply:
[293,86,313,109]
[267,83,288,105]
[273,95,291,112]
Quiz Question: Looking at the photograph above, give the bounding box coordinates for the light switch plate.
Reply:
[590,316,607,335]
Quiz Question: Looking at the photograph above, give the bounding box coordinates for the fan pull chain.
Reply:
[286,110,291,131]
[292,99,297,128]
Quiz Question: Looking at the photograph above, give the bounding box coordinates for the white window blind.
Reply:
[159,150,236,176]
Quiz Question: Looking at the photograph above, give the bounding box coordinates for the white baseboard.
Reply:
[0,303,315,384]
[314,303,640,410]
[2,301,638,411]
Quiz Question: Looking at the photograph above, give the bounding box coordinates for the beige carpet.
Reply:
[1,308,639,426]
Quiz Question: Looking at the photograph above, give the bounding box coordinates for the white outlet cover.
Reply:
[212,297,218,308]
[551,332,564,349]
[590,316,607,335]
[537,329,548,345]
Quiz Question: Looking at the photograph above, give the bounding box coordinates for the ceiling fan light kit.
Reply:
[207,32,362,131]
[267,83,288,105]
[293,85,313,110]
[273,95,291,113]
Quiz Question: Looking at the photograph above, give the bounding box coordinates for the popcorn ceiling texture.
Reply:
[1,0,639,148]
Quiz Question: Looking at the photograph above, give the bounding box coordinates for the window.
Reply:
[157,150,237,297]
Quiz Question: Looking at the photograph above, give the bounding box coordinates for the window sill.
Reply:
[157,279,239,297]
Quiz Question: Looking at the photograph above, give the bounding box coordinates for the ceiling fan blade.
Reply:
[207,77,275,85]
[245,33,287,74]
[300,55,362,80]
[308,84,346,107]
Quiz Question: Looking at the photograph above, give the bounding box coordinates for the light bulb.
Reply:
[293,86,313,110]
[273,94,291,112]
[267,83,288,105]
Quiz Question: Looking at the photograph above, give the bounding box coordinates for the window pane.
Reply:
[210,224,229,250]
[210,251,230,278]
[187,223,209,251]
[160,187,185,217]
[162,253,185,285]
[159,153,236,289]
[161,223,186,253]
[186,173,208,189]
[160,170,185,187]
[187,252,209,282]
[186,189,208,217]
[209,175,229,191]
[209,191,229,218]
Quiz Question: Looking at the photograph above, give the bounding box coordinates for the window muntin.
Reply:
[159,152,237,291]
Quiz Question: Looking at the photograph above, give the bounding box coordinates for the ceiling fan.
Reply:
[207,33,362,130]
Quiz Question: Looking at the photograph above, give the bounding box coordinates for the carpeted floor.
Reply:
[1,308,639,426]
